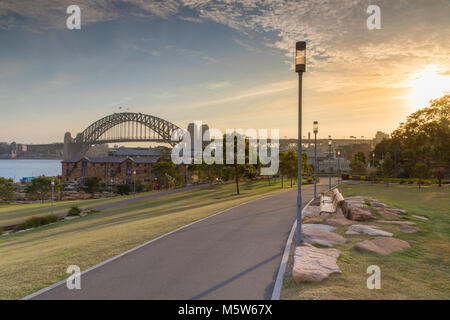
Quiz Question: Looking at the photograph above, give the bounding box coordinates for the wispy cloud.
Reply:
[207,81,230,89]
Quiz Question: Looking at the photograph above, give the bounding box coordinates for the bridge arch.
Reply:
[64,112,181,159]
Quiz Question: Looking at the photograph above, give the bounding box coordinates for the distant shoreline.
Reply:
[0,158,62,161]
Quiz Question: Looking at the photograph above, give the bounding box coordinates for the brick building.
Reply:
[62,156,157,185]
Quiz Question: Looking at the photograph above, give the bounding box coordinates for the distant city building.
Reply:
[303,147,350,172]
[62,156,157,185]
[373,131,390,144]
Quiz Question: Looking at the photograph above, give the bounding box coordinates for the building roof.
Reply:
[110,147,161,157]
[62,156,158,164]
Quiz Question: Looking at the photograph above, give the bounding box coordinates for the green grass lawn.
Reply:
[0,179,289,300]
[282,183,450,300]
[0,191,159,226]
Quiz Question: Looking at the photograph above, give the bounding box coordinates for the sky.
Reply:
[0,0,449,144]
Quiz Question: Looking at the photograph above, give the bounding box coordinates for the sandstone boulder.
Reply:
[303,205,321,217]
[354,237,410,255]
[377,220,416,226]
[325,216,355,226]
[303,216,326,224]
[347,207,374,221]
[292,243,341,283]
[399,225,419,233]
[303,224,335,232]
[367,199,388,208]
[345,224,393,237]
[412,215,429,221]
[376,208,402,219]
[302,225,346,247]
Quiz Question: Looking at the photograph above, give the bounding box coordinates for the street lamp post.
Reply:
[51,179,55,215]
[295,41,306,246]
[372,152,375,185]
[328,136,332,189]
[313,121,318,199]
[133,170,136,200]
[337,150,341,185]
[110,179,113,197]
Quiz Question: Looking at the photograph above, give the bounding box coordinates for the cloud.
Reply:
[0,0,179,30]
[207,81,230,89]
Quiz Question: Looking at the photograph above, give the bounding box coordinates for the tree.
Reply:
[222,133,259,195]
[25,176,54,203]
[280,149,297,187]
[350,152,367,174]
[153,161,184,188]
[412,162,429,189]
[83,176,103,194]
[280,150,313,188]
[376,94,450,185]
[382,152,395,186]
[301,153,313,176]
[135,178,145,193]
[0,177,15,202]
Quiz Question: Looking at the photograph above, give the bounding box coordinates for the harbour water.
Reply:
[0,159,61,182]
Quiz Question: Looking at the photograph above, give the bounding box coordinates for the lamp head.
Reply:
[295,41,306,73]
[313,121,318,134]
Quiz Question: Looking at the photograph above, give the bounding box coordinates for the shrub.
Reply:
[0,228,3,236]
[145,181,155,192]
[67,206,82,216]
[116,184,131,195]
[14,215,60,231]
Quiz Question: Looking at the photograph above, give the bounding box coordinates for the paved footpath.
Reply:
[31,182,332,300]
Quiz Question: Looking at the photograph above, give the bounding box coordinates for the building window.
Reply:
[82,161,88,176]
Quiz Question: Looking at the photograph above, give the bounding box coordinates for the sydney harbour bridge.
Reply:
[63,112,182,160]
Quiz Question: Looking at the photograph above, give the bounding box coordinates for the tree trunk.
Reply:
[438,170,442,187]
[281,176,284,188]
[234,163,240,195]
[268,177,271,186]
[290,178,293,188]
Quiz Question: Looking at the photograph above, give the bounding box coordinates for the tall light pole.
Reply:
[328,135,332,189]
[133,170,136,200]
[337,150,341,185]
[295,41,306,246]
[51,179,55,215]
[313,121,318,199]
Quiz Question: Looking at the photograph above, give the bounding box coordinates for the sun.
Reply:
[409,67,450,109]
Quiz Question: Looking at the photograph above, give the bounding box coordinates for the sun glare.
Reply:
[410,68,450,109]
